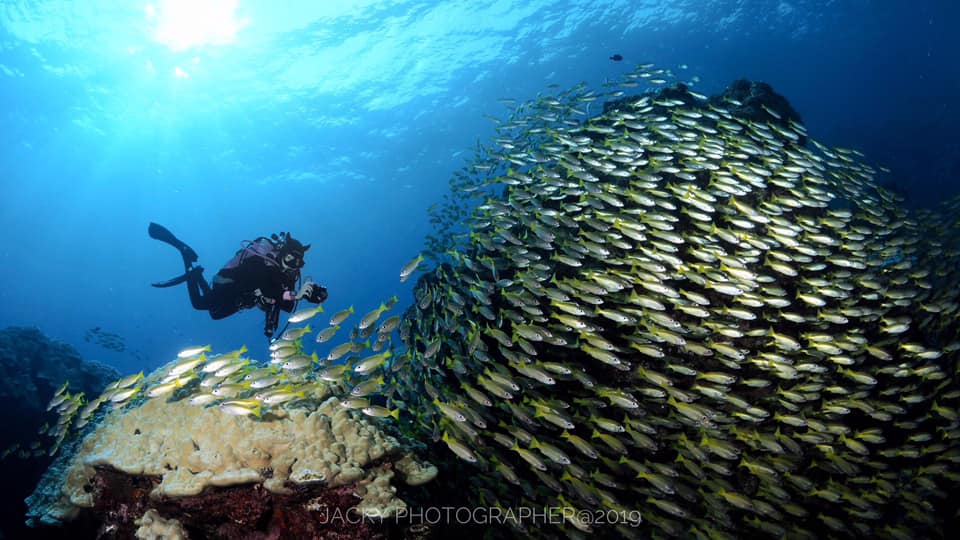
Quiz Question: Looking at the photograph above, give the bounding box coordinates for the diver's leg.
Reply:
[185,267,213,310]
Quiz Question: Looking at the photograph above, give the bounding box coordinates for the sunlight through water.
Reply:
[147,0,249,51]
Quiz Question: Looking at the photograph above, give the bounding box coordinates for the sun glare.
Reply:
[147,0,249,51]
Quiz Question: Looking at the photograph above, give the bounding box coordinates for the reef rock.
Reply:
[711,79,806,145]
[26,362,436,539]
[0,326,119,539]
[0,326,119,415]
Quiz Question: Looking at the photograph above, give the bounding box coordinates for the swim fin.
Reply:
[151,265,204,288]
[151,273,190,288]
[148,222,198,265]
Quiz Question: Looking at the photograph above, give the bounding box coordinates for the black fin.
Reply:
[148,222,198,265]
[151,272,190,288]
[148,222,183,245]
[151,265,204,288]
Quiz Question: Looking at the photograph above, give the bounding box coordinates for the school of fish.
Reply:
[395,65,960,539]
[25,63,960,539]
[32,296,410,461]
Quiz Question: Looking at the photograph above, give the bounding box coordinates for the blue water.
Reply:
[0,0,957,375]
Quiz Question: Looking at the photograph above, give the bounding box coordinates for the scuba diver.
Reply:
[148,222,327,338]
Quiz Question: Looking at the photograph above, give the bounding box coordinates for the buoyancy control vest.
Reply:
[221,237,283,272]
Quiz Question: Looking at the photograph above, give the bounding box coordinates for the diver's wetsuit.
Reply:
[188,256,297,320]
[149,222,300,335]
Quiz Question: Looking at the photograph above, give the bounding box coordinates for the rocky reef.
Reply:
[0,326,119,539]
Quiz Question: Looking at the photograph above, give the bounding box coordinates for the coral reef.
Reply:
[0,326,119,539]
[26,360,436,539]
[135,509,188,540]
[0,326,119,415]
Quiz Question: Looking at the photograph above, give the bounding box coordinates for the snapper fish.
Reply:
[177,345,211,358]
[109,385,142,404]
[361,406,400,420]
[288,304,324,324]
[168,354,207,377]
[354,350,392,374]
[315,325,340,343]
[329,306,354,326]
[359,298,398,330]
[281,325,312,341]
[218,400,262,417]
[400,254,425,282]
